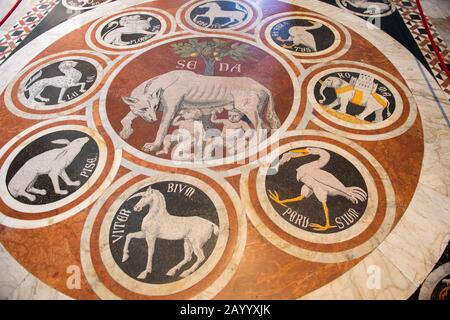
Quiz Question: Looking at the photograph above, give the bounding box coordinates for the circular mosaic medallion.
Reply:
[241,130,395,263]
[0,0,445,301]
[305,61,417,140]
[0,117,119,228]
[81,172,246,299]
[258,13,351,63]
[99,14,162,47]
[62,0,113,11]
[5,130,99,206]
[265,147,369,234]
[419,263,450,300]
[19,59,98,109]
[312,70,398,124]
[98,34,301,171]
[336,0,396,18]
[4,51,108,119]
[104,180,223,286]
[87,8,176,54]
[177,0,262,33]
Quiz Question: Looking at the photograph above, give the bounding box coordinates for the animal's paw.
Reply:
[309,223,337,231]
[142,143,160,153]
[57,99,66,104]
[40,97,50,102]
[56,190,69,195]
[79,88,86,93]
[24,194,37,202]
[34,189,47,195]
[363,9,376,14]
[119,128,133,140]
[122,252,129,262]
[155,149,168,156]
[179,270,191,278]
[268,190,287,207]
[72,180,81,187]
[137,271,149,279]
[166,269,177,277]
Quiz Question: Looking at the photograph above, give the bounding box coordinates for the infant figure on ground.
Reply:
[156,109,204,157]
[204,108,254,159]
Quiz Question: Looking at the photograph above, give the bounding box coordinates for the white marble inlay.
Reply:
[0,244,29,299]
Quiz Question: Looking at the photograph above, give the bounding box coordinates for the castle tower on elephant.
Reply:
[351,74,377,93]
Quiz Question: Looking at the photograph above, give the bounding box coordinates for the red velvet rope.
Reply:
[0,0,23,28]
[415,0,450,81]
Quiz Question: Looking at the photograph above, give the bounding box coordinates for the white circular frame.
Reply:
[0,116,121,229]
[256,12,352,63]
[99,175,229,296]
[4,50,109,120]
[86,7,177,55]
[81,171,247,299]
[307,66,403,130]
[176,0,263,34]
[241,130,396,263]
[305,60,418,141]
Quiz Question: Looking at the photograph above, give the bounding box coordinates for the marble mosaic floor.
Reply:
[0,0,449,300]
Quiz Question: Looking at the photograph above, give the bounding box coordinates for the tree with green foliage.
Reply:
[172,39,255,76]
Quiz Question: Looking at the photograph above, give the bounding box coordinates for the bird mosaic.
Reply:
[268,147,368,231]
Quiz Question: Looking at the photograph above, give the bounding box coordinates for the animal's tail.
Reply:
[265,92,281,129]
[235,3,248,15]
[103,21,119,41]
[344,186,367,204]
[212,223,219,237]
[385,100,391,118]
[25,70,43,90]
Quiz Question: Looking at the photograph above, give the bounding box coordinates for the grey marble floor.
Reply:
[421,0,450,46]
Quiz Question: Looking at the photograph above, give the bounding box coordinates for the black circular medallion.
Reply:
[100,14,162,47]
[190,1,249,29]
[313,71,396,123]
[6,130,99,205]
[270,19,336,53]
[109,181,220,283]
[22,59,97,107]
[265,147,368,234]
